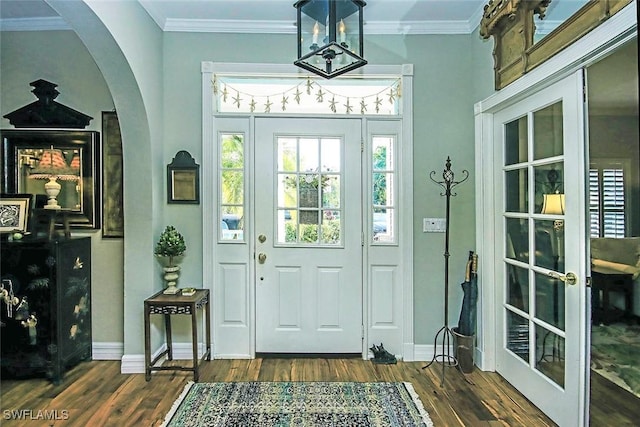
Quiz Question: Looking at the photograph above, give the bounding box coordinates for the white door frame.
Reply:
[201,62,415,360]
[474,2,636,424]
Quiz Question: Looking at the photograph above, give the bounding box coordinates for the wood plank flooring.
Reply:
[1,358,638,426]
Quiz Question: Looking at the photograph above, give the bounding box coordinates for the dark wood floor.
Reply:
[1,358,638,426]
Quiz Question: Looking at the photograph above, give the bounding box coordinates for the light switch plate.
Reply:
[423,218,446,232]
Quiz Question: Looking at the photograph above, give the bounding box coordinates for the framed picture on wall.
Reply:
[1,130,100,229]
[102,111,124,237]
[0,194,32,233]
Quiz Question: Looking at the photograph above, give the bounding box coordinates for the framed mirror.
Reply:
[1,130,100,229]
[167,150,200,204]
[480,0,633,89]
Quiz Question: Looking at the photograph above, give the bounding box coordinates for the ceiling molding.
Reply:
[0,16,70,31]
[163,18,479,35]
[1,16,483,35]
[163,19,296,34]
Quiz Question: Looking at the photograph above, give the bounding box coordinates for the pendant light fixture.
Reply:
[294,0,367,79]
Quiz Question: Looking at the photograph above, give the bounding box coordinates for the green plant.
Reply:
[284,170,333,191]
[154,225,186,265]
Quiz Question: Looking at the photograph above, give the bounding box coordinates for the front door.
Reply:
[494,71,588,426]
[254,118,363,353]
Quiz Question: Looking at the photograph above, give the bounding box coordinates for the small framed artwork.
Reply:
[0,194,32,233]
[167,151,200,204]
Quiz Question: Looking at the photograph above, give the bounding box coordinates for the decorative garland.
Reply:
[212,75,401,115]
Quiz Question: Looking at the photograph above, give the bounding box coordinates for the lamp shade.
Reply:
[542,193,565,215]
[69,153,81,170]
[294,0,367,79]
[30,148,77,181]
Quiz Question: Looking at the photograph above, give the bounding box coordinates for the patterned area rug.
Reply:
[162,381,433,427]
[591,323,640,398]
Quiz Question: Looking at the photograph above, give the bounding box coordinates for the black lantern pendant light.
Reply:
[294,0,367,79]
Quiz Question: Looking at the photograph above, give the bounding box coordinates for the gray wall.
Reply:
[0,30,124,344]
[1,17,495,353]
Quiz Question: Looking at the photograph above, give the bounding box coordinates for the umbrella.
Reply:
[458,251,478,336]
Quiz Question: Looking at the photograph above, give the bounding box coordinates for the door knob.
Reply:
[258,253,267,264]
[258,234,267,243]
[548,271,578,285]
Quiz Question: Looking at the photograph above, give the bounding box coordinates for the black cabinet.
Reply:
[1,237,91,383]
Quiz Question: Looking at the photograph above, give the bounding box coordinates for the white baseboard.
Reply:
[213,353,253,359]
[121,354,146,374]
[413,344,453,362]
[116,343,485,373]
[92,342,124,360]
[120,342,207,374]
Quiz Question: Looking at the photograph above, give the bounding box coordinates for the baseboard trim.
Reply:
[120,354,145,374]
[92,342,124,360]
[118,343,484,373]
[413,344,453,363]
[120,343,208,374]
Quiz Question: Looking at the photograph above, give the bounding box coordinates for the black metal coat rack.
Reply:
[422,156,468,386]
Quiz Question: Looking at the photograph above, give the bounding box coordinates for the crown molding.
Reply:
[1,16,482,35]
[163,18,296,34]
[164,18,479,35]
[0,17,70,32]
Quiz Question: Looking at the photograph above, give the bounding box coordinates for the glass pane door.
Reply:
[495,71,588,426]
[505,101,567,385]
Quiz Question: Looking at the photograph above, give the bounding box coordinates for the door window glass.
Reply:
[533,102,563,160]
[505,115,528,165]
[503,101,566,391]
[276,136,342,245]
[372,136,396,243]
[220,133,245,241]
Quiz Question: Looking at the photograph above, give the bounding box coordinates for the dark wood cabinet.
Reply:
[1,237,91,383]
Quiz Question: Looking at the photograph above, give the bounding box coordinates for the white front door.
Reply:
[254,118,363,353]
[494,71,588,426]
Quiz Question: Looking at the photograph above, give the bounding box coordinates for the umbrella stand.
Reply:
[422,156,469,386]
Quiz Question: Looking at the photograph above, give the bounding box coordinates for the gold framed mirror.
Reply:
[480,0,633,89]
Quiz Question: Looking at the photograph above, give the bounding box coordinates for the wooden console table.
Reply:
[144,289,211,381]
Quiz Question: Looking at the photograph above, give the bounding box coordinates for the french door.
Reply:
[254,118,363,353]
[494,71,589,426]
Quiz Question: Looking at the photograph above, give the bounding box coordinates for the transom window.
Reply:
[214,76,400,115]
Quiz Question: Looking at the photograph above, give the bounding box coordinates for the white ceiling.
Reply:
[0,0,487,34]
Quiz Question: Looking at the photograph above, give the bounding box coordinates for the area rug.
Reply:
[161,381,434,427]
[591,323,640,398]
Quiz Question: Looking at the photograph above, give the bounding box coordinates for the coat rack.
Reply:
[422,156,468,386]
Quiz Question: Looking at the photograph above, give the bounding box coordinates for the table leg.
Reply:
[144,304,151,381]
[191,307,199,382]
[165,314,173,360]
[205,300,211,361]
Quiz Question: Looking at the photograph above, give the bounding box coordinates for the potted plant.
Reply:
[154,225,186,294]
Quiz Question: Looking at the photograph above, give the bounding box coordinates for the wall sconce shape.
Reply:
[29,147,77,210]
[294,0,367,79]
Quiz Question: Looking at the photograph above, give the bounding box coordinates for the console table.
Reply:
[144,289,211,381]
